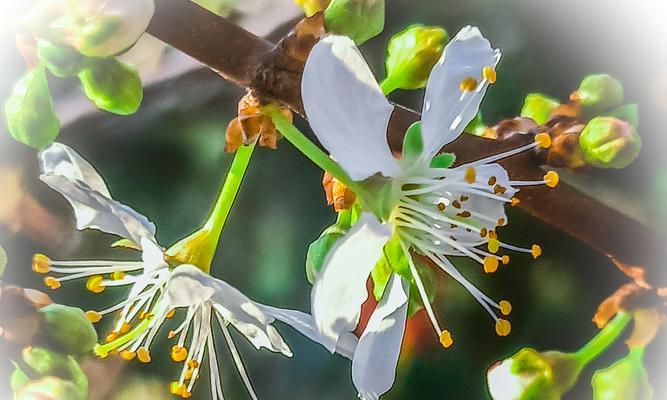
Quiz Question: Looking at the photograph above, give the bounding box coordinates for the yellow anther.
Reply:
[495,319,512,336]
[436,202,446,211]
[166,309,177,319]
[86,275,105,294]
[488,230,498,240]
[488,176,497,186]
[483,66,497,84]
[105,333,118,343]
[510,197,520,207]
[85,311,102,323]
[479,228,488,238]
[483,256,499,273]
[182,391,192,399]
[544,171,559,188]
[497,218,506,227]
[111,271,126,280]
[120,322,132,334]
[188,360,199,369]
[120,350,136,361]
[501,255,510,265]
[439,330,453,348]
[185,369,193,380]
[44,276,61,290]
[531,244,542,259]
[32,254,51,274]
[170,381,186,396]
[460,77,478,92]
[137,346,151,363]
[534,132,552,149]
[488,239,500,254]
[168,330,177,339]
[464,167,476,183]
[171,345,188,362]
[499,300,512,316]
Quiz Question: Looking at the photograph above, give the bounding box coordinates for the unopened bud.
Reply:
[295,0,331,16]
[382,25,448,93]
[36,40,85,78]
[39,304,98,354]
[77,57,143,115]
[16,347,88,398]
[592,347,653,400]
[324,0,384,45]
[520,93,560,125]
[579,116,641,169]
[573,74,624,114]
[14,377,84,400]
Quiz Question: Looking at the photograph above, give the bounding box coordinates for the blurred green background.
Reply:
[1,0,666,399]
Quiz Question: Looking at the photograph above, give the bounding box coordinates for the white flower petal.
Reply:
[302,35,399,181]
[39,143,156,244]
[140,237,167,272]
[352,274,409,400]
[259,305,358,360]
[166,265,292,357]
[420,26,501,160]
[311,212,391,353]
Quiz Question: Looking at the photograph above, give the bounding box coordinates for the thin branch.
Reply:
[147,0,665,285]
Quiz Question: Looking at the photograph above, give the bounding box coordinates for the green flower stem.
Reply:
[575,312,632,365]
[380,78,399,95]
[267,107,373,208]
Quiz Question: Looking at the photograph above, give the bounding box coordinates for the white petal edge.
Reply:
[39,143,156,244]
[302,35,399,181]
[352,274,409,400]
[311,212,391,353]
[420,26,501,160]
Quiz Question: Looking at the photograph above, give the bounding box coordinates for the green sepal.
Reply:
[39,304,98,355]
[5,66,60,149]
[324,0,385,45]
[370,235,408,301]
[305,203,363,283]
[78,57,143,115]
[10,362,30,393]
[37,40,86,78]
[18,347,88,399]
[520,93,560,125]
[464,112,488,136]
[111,238,142,251]
[430,152,456,169]
[608,103,639,128]
[401,122,424,164]
[591,347,653,400]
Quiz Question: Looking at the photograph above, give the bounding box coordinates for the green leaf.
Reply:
[430,152,456,169]
[39,304,98,355]
[402,121,424,164]
[78,58,143,115]
[5,66,60,149]
[37,40,86,78]
[608,104,639,128]
[324,0,385,45]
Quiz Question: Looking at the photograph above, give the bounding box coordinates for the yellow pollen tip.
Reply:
[534,133,552,149]
[168,330,177,339]
[182,391,192,399]
[510,197,520,207]
[483,256,499,273]
[488,230,498,240]
[120,350,136,361]
[483,66,497,84]
[111,271,126,280]
[105,332,118,343]
[120,322,132,334]
[86,275,106,294]
[464,167,476,184]
[499,300,512,316]
[188,360,199,369]
[460,76,478,92]
[495,319,512,336]
[531,244,542,259]
[544,171,559,188]
[44,276,61,290]
[439,330,453,348]
[488,239,500,254]
[166,309,176,319]
[32,254,51,274]
[84,311,102,323]
[170,381,186,396]
[137,346,151,363]
[171,345,188,362]
[501,255,510,265]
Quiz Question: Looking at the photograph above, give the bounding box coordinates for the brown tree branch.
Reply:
[147,0,665,285]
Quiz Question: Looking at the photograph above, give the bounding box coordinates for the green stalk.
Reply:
[575,312,632,365]
[380,78,400,95]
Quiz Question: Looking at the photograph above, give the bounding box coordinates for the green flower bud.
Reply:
[609,103,639,128]
[0,245,7,277]
[324,0,384,45]
[78,57,143,115]
[15,377,84,400]
[487,348,583,400]
[4,66,60,149]
[37,40,86,78]
[574,74,624,113]
[26,0,155,58]
[39,304,98,355]
[592,347,653,400]
[295,0,331,16]
[579,116,641,169]
[17,347,88,398]
[520,93,560,125]
[381,25,448,94]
